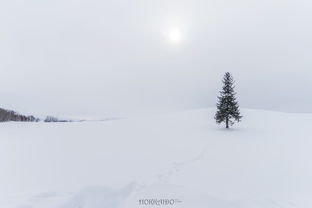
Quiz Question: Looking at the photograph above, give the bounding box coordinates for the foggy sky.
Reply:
[1,0,312,117]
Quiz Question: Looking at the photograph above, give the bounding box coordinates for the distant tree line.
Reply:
[0,108,40,122]
[0,108,71,122]
[44,116,71,122]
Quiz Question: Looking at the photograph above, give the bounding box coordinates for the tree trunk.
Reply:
[226,117,229,129]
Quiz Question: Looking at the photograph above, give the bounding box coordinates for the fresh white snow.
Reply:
[0,108,312,208]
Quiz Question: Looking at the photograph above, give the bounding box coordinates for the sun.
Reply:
[168,28,182,44]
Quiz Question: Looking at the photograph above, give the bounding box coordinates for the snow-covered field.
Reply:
[0,108,312,208]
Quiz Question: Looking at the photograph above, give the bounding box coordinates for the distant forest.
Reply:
[0,108,70,122]
[0,108,39,122]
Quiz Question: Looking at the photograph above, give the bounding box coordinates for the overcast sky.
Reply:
[1,0,312,117]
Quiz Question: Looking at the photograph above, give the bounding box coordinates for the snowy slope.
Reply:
[0,108,312,208]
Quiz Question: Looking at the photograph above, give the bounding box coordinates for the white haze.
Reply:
[1,0,312,117]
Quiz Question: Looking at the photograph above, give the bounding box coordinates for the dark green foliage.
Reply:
[215,72,242,128]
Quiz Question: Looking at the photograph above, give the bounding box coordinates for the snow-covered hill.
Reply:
[0,108,311,208]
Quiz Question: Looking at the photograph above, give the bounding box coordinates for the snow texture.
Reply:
[0,108,311,208]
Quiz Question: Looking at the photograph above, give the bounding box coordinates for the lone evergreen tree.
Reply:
[215,72,242,128]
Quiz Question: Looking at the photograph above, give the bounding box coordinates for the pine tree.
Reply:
[215,72,242,128]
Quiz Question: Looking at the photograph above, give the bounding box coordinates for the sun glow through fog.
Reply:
[168,28,182,44]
